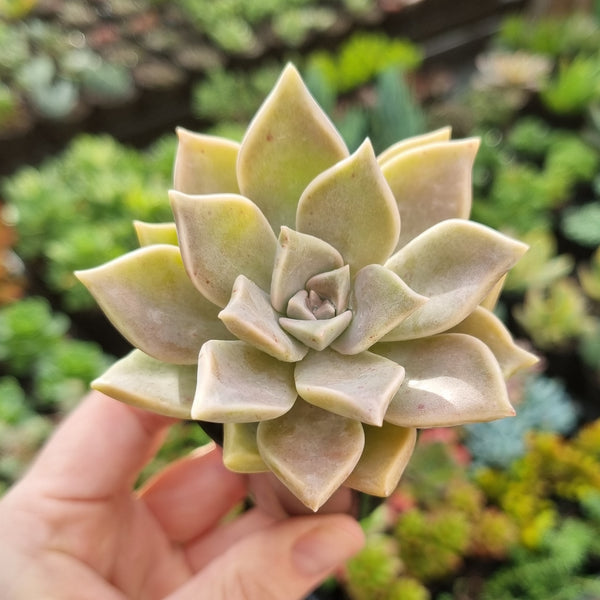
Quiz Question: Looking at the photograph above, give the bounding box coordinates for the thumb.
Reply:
[169,514,365,600]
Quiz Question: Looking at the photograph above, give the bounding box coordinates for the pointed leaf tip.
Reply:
[384,220,528,340]
[257,399,364,511]
[382,138,480,249]
[297,139,400,273]
[375,333,515,428]
[174,127,240,195]
[76,245,231,364]
[237,64,348,232]
[92,350,196,419]
[219,274,308,362]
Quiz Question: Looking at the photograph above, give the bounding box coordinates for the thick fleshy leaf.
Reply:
[345,423,417,496]
[270,227,343,313]
[134,221,178,247]
[170,191,277,308]
[297,139,400,273]
[381,138,480,249]
[331,264,427,355]
[374,333,515,427]
[192,340,297,422]
[279,310,352,351]
[257,399,365,511]
[384,220,529,341]
[92,350,196,419]
[377,126,452,166]
[286,290,315,320]
[223,422,269,473]
[480,274,506,311]
[447,306,539,378]
[295,348,404,426]
[306,265,351,314]
[76,245,231,364]
[237,64,348,232]
[219,275,308,362]
[173,128,240,195]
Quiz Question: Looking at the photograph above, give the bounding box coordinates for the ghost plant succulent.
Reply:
[76,64,538,512]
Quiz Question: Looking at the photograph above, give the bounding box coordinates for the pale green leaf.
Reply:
[279,310,352,351]
[345,423,416,496]
[92,349,196,419]
[375,333,515,427]
[270,226,343,313]
[237,63,348,232]
[447,306,539,378]
[173,127,240,195]
[295,348,404,426]
[76,245,231,364]
[384,220,528,340]
[377,126,452,166]
[219,275,308,362]
[170,191,277,308]
[223,422,269,473]
[193,340,297,422]
[332,264,426,355]
[257,399,364,511]
[134,221,178,247]
[297,139,400,273]
[306,265,351,314]
[381,138,479,249]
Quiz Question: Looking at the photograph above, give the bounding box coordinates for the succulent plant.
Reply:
[76,64,537,512]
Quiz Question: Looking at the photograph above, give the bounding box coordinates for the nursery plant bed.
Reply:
[0,0,531,177]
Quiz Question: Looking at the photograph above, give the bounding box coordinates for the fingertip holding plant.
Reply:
[76,63,538,514]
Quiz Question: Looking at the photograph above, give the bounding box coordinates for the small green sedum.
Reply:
[76,64,538,512]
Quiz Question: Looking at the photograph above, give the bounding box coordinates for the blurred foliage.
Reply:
[497,12,600,58]
[0,296,114,489]
[306,31,422,94]
[2,134,175,311]
[540,55,600,116]
[0,297,113,410]
[561,203,600,248]
[477,421,600,547]
[0,19,134,121]
[504,229,574,293]
[578,246,600,301]
[514,278,594,351]
[192,62,284,124]
[464,375,578,468]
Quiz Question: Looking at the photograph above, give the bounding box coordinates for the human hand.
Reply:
[0,391,364,599]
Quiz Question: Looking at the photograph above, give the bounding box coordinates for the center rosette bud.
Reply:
[279,265,354,350]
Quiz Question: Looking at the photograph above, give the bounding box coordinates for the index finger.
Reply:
[20,391,175,500]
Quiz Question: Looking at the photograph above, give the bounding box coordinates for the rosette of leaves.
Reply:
[76,65,537,512]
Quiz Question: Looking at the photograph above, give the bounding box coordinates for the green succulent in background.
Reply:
[2,134,175,311]
[498,13,600,59]
[76,64,536,512]
[505,116,554,159]
[504,229,574,293]
[306,31,423,95]
[540,55,600,117]
[514,278,594,352]
[579,245,600,301]
[561,203,600,248]
[0,297,114,415]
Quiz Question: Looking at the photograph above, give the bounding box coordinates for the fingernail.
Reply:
[292,517,365,576]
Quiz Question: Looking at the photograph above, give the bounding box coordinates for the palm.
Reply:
[0,394,249,599]
[45,492,192,598]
